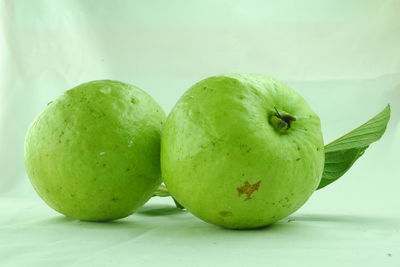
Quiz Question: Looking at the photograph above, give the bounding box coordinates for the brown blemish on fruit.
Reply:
[237,180,261,200]
[273,107,296,129]
[220,211,233,217]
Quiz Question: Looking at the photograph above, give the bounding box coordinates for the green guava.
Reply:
[161,74,325,229]
[24,80,165,221]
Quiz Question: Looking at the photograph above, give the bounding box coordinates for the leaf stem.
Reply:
[153,184,185,209]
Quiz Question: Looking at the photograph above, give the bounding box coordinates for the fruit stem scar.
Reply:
[274,107,296,128]
[237,180,261,200]
[270,107,296,134]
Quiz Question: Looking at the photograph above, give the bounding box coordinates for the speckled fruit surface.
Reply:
[24,80,165,221]
[161,74,324,229]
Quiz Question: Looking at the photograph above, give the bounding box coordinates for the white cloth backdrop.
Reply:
[0,0,399,266]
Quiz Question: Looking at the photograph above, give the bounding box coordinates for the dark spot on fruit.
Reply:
[237,180,261,200]
[70,193,75,198]
[273,107,296,130]
[130,98,136,104]
[126,168,130,171]
[241,173,245,177]
[246,148,252,153]
[112,197,120,201]
[296,158,301,161]
[272,202,275,205]
[220,211,233,217]
[103,164,106,167]
[317,147,320,151]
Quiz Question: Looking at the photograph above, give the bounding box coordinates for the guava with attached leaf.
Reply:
[24,80,165,221]
[161,74,325,229]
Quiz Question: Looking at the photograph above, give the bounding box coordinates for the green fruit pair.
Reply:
[25,74,386,229]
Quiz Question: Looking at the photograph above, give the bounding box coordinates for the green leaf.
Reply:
[317,104,391,190]
[153,184,171,197]
[172,198,185,209]
[153,184,185,209]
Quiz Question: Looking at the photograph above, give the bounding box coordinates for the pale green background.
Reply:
[0,0,399,266]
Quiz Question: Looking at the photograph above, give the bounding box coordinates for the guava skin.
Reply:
[24,80,165,221]
[161,74,324,229]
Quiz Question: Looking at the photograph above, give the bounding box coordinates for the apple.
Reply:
[24,80,165,221]
[161,74,324,229]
